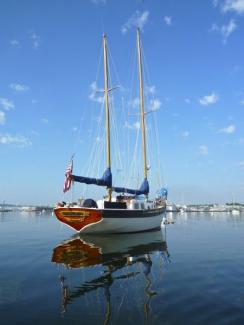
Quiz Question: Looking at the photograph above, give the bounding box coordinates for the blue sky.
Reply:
[0,0,244,205]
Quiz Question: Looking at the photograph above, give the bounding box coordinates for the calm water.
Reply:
[0,211,244,324]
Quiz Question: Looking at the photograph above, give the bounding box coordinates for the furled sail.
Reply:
[113,178,149,195]
[71,168,112,188]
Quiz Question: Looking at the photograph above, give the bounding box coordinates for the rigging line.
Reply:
[95,41,104,86]
[110,94,124,175]
[107,48,125,175]
[110,96,119,171]
[114,100,124,172]
[107,57,122,173]
[147,115,160,189]
[128,126,140,187]
[141,41,164,187]
[89,125,105,180]
[107,46,122,91]
[71,43,103,160]
[95,130,105,177]
[84,99,105,177]
[101,48,124,185]
[84,40,104,171]
[84,41,103,158]
[154,110,164,186]
[120,96,127,176]
[92,109,105,171]
[71,108,85,159]
[126,43,137,175]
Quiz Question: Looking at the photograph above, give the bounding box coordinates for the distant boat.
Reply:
[231,209,240,215]
[0,201,11,213]
[54,29,167,234]
[20,206,37,212]
[0,208,11,213]
[166,201,179,212]
[209,204,227,212]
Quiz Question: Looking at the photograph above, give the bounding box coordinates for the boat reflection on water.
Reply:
[52,230,170,322]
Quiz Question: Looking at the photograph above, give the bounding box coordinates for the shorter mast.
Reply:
[103,34,112,201]
[137,28,148,181]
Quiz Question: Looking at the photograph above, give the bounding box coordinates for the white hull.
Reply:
[80,213,165,234]
[231,209,240,215]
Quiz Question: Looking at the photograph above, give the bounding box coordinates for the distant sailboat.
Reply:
[54,29,167,233]
[0,201,11,213]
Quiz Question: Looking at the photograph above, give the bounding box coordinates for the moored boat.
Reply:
[54,29,167,233]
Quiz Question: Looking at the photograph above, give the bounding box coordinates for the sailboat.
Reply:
[54,29,167,233]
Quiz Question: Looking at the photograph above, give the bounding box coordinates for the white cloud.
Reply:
[164,16,172,26]
[30,32,40,50]
[184,98,191,104]
[10,40,20,46]
[199,92,219,106]
[222,19,237,41]
[10,83,30,92]
[0,111,6,125]
[89,81,104,103]
[146,85,156,95]
[0,134,32,147]
[198,145,208,155]
[128,97,161,112]
[218,124,236,134]
[210,19,237,43]
[237,160,244,169]
[96,136,103,143]
[222,0,244,14]
[128,97,140,109]
[182,131,190,138]
[121,10,149,34]
[0,97,14,110]
[148,98,161,111]
[125,121,140,130]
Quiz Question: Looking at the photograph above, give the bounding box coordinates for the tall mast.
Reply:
[137,28,148,180]
[103,34,112,201]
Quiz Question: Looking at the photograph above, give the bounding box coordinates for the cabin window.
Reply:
[141,203,145,209]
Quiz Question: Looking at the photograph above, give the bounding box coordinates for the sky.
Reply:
[0,0,244,205]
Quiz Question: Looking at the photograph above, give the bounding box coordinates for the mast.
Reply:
[103,34,112,201]
[137,28,148,181]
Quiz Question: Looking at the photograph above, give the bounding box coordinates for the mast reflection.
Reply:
[52,229,170,322]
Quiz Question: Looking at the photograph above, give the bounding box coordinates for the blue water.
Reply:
[0,211,244,324]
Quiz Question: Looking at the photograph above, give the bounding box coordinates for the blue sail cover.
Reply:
[71,168,112,188]
[113,178,149,195]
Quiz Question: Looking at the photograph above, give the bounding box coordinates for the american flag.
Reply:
[63,158,73,193]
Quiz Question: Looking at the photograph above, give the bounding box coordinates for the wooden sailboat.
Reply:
[54,29,167,233]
